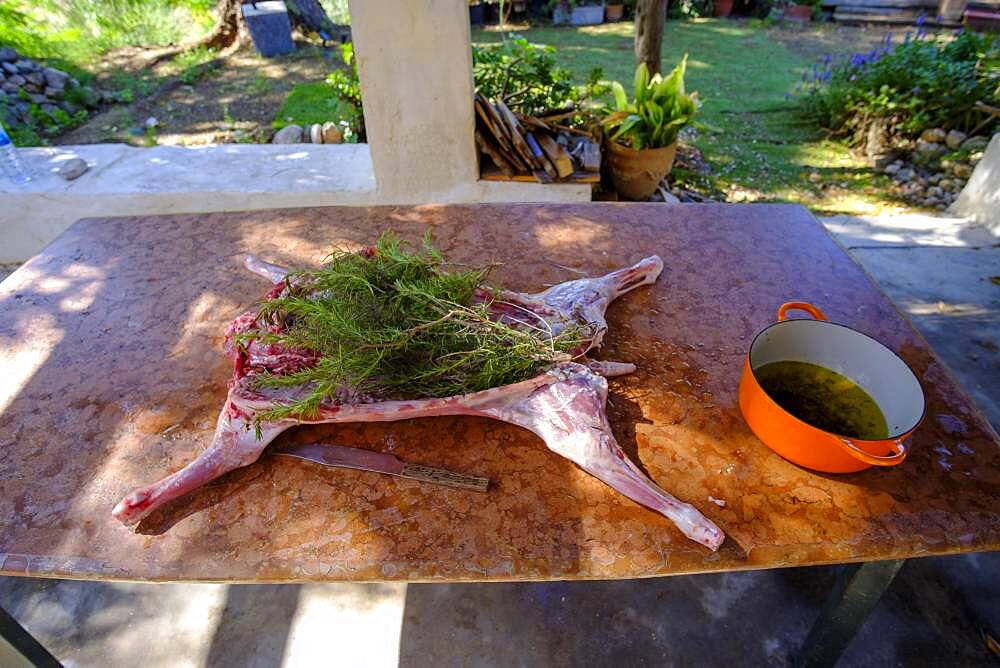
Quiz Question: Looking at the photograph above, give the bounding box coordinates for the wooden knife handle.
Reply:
[399,464,490,493]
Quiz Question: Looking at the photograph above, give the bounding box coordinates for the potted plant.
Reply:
[602,57,699,200]
[551,0,606,25]
[782,0,814,21]
[714,0,734,17]
[606,1,625,20]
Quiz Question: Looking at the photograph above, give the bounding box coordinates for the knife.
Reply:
[273,442,490,493]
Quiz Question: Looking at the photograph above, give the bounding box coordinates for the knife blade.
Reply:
[274,442,490,493]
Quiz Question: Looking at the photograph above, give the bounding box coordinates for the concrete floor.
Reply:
[2,212,998,667]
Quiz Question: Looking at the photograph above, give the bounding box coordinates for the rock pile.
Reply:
[883,128,989,210]
[0,47,102,129]
[271,122,345,145]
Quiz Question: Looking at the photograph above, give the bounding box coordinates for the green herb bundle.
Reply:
[237,232,587,422]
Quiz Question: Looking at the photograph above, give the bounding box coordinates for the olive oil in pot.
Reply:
[754,361,889,440]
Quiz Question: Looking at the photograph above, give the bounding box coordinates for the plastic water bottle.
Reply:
[0,123,31,185]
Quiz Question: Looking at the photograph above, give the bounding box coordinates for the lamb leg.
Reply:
[486,255,664,351]
[111,370,567,526]
[113,364,724,551]
[244,255,289,282]
[480,365,725,550]
[112,405,291,525]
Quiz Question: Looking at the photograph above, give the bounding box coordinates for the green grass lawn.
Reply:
[274,82,359,136]
[474,20,900,215]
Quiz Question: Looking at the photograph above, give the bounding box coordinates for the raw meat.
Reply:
[112,252,724,551]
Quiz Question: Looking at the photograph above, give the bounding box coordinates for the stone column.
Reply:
[348,0,479,202]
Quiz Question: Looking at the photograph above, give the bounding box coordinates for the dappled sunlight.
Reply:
[0,260,109,414]
[275,151,310,161]
[166,292,241,362]
[821,213,991,247]
[58,273,104,313]
[533,216,612,251]
[681,18,755,38]
[0,312,60,415]
[578,22,633,37]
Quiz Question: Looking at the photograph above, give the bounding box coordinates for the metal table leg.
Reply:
[0,604,61,668]
[796,559,905,668]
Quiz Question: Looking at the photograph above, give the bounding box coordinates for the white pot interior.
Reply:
[750,320,925,438]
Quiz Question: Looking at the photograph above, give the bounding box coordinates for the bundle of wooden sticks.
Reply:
[474,93,602,184]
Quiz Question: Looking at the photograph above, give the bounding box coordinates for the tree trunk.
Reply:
[147,0,344,67]
[634,0,667,75]
[201,0,246,52]
[285,0,340,37]
[143,0,244,66]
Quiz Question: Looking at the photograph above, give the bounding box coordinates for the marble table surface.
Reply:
[0,203,997,582]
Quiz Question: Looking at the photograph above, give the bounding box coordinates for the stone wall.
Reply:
[0,48,101,130]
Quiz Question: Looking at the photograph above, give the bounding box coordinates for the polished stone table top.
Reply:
[1,204,997,582]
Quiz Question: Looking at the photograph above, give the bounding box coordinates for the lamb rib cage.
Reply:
[112,252,724,551]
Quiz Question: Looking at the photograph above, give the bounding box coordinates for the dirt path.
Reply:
[55,43,336,146]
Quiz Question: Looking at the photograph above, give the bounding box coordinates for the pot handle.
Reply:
[836,437,908,467]
[778,302,827,322]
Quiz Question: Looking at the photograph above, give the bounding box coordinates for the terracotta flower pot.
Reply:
[605,3,624,20]
[784,4,813,20]
[606,140,677,201]
[714,0,734,17]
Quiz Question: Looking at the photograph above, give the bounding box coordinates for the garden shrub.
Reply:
[796,25,999,145]
[276,45,363,142]
[314,36,607,142]
[669,0,714,19]
[0,0,214,64]
[472,36,606,115]
[323,42,365,141]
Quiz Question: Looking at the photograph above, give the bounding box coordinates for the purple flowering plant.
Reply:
[791,23,998,144]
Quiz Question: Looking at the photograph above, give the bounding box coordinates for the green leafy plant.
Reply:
[250,72,273,95]
[602,57,699,150]
[236,232,588,423]
[472,35,606,116]
[319,0,350,24]
[0,0,214,64]
[797,28,999,144]
[176,46,218,85]
[20,101,88,135]
[323,42,366,141]
[669,0,713,19]
[107,70,157,104]
[274,82,359,141]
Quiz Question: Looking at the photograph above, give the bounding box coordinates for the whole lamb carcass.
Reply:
[113,247,724,551]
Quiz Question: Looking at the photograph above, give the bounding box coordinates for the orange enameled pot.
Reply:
[738,302,926,473]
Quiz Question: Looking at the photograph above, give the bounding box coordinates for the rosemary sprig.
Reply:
[236,231,588,423]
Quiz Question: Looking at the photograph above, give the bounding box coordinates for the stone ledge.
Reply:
[2,143,377,196]
[1,143,590,262]
[1,143,378,262]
